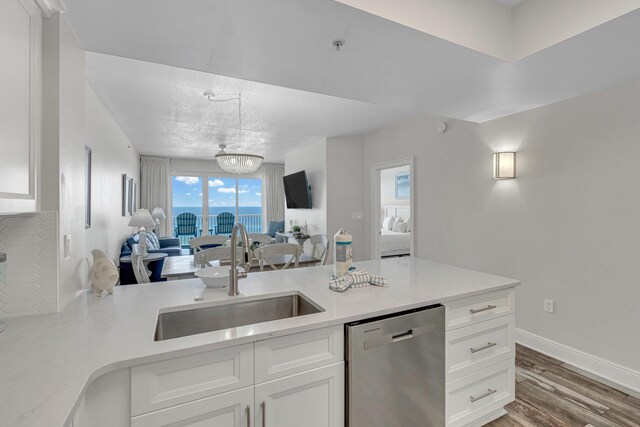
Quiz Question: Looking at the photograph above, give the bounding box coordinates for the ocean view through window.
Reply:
[172,175,263,246]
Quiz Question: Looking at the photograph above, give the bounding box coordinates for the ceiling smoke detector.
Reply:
[332,39,345,51]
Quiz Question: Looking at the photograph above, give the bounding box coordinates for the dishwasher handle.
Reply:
[392,330,413,342]
[364,323,436,350]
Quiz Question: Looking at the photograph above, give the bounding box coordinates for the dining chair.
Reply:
[248,233,273,248]
[194,246,247,269]
[189,235,228,253]
[131,244,151,284]
[215,212,235,236]
[309,234,329,266]
[253,243,302,271]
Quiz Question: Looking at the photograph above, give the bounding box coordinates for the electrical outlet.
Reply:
[352,212,364,221]
[544,299,555,313]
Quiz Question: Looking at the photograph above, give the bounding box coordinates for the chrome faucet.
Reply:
[228,223,250,296]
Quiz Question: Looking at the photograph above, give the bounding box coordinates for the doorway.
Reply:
[370,157,414,259]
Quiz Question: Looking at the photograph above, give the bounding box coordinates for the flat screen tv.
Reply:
[283,171,312,209]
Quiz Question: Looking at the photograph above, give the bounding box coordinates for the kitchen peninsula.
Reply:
[0,257,519,427]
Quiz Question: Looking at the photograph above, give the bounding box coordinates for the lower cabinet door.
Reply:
[254,362,344,427]
[131,386,254,427]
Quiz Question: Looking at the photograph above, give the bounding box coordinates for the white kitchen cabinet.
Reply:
[131,386,254,427]
[127,327,344,427]
[254,325,343,383]
[131,343,254,416]
[0,0,41,214]
[444,288,516,426]
[254,362,344,427]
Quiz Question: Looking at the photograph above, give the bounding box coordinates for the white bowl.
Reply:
[195,266,230,288]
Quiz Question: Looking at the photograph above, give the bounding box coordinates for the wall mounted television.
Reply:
[283,170,312,209]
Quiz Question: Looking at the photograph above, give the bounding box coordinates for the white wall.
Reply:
[361,79,640,373]
[43,15,86,310]
[380,165,410,213]
[326,136,365,263]
[284,139,327,236]
[85,86,140,262]
[512,0,640,60]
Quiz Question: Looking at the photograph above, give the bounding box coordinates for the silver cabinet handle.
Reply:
[246,405,251,427]
[261,401,266,426]
[470,342,497,353]
[470,305,497,314]
[470,388,497,402]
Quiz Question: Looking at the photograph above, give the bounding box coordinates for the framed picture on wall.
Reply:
[122,174,130,216]
[84,146,92,228]
[128,178,135,215]
[395,171,410,199]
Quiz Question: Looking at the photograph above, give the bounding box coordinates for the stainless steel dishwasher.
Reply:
[346,305,445,426]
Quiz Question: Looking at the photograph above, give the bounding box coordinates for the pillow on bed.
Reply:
[392,220,408,233]
[382,216,395,230]
[403,218,411,232]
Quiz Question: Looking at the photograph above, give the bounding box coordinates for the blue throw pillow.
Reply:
[147,232,160,250]
[267,221,285,238]
[126,236,138,249]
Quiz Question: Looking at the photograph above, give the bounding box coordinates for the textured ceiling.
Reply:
[87,53,414,162]
[64,0,640,160]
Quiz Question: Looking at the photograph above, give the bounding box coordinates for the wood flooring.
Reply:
[486,345,640,427]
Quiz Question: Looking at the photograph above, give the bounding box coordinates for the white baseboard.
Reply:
[516,328,640,395]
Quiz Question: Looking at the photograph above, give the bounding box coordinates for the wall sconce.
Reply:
[493,152,516,179]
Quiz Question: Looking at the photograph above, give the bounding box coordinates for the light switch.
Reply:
[64,234,72,259]
[352,212,364,221]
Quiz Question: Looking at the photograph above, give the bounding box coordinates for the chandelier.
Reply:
[206,91,264,174]
[215,144,264,174]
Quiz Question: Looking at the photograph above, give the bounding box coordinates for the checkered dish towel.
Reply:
[329,269,389,292]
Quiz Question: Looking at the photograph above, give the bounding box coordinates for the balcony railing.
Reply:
[172,213,263,247]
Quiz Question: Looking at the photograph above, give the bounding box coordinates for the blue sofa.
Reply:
[119,232,182,257]
[119,232,182,285]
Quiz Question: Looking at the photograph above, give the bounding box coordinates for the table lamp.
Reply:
[151,207,166,237]
[129,209,155,257]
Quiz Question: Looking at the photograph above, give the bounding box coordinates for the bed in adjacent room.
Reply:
[380,206,411,257]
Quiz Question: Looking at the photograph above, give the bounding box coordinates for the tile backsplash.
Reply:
[0,212,58,317]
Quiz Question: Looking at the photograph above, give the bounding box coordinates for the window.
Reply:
[172,175,263,245]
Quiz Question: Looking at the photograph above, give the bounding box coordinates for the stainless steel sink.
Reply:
[154,293,324,341]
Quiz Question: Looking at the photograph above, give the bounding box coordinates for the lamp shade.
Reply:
[493,152,516,179]
[151,207,166,221]
[128,209,155,228]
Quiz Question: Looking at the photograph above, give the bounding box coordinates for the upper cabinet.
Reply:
[0,0,42,214]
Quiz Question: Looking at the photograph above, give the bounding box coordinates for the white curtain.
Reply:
[261,163,285,229]
[140,156,171,236]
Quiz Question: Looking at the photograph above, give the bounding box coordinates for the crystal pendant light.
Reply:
[215,144,264,174]
[210,92,264,174]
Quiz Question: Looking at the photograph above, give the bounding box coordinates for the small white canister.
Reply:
[334,228,353,278]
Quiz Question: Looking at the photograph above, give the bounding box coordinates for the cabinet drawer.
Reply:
[446,315,515,381]
[446,359,515,427]
[255,325,343,383]
[131,344,253,416]
[131,385,254,427]
[445,289,515,331]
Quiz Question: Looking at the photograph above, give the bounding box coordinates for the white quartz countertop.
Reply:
[0,257,519,427]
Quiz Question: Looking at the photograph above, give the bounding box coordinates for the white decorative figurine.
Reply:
[90,249,119,296]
